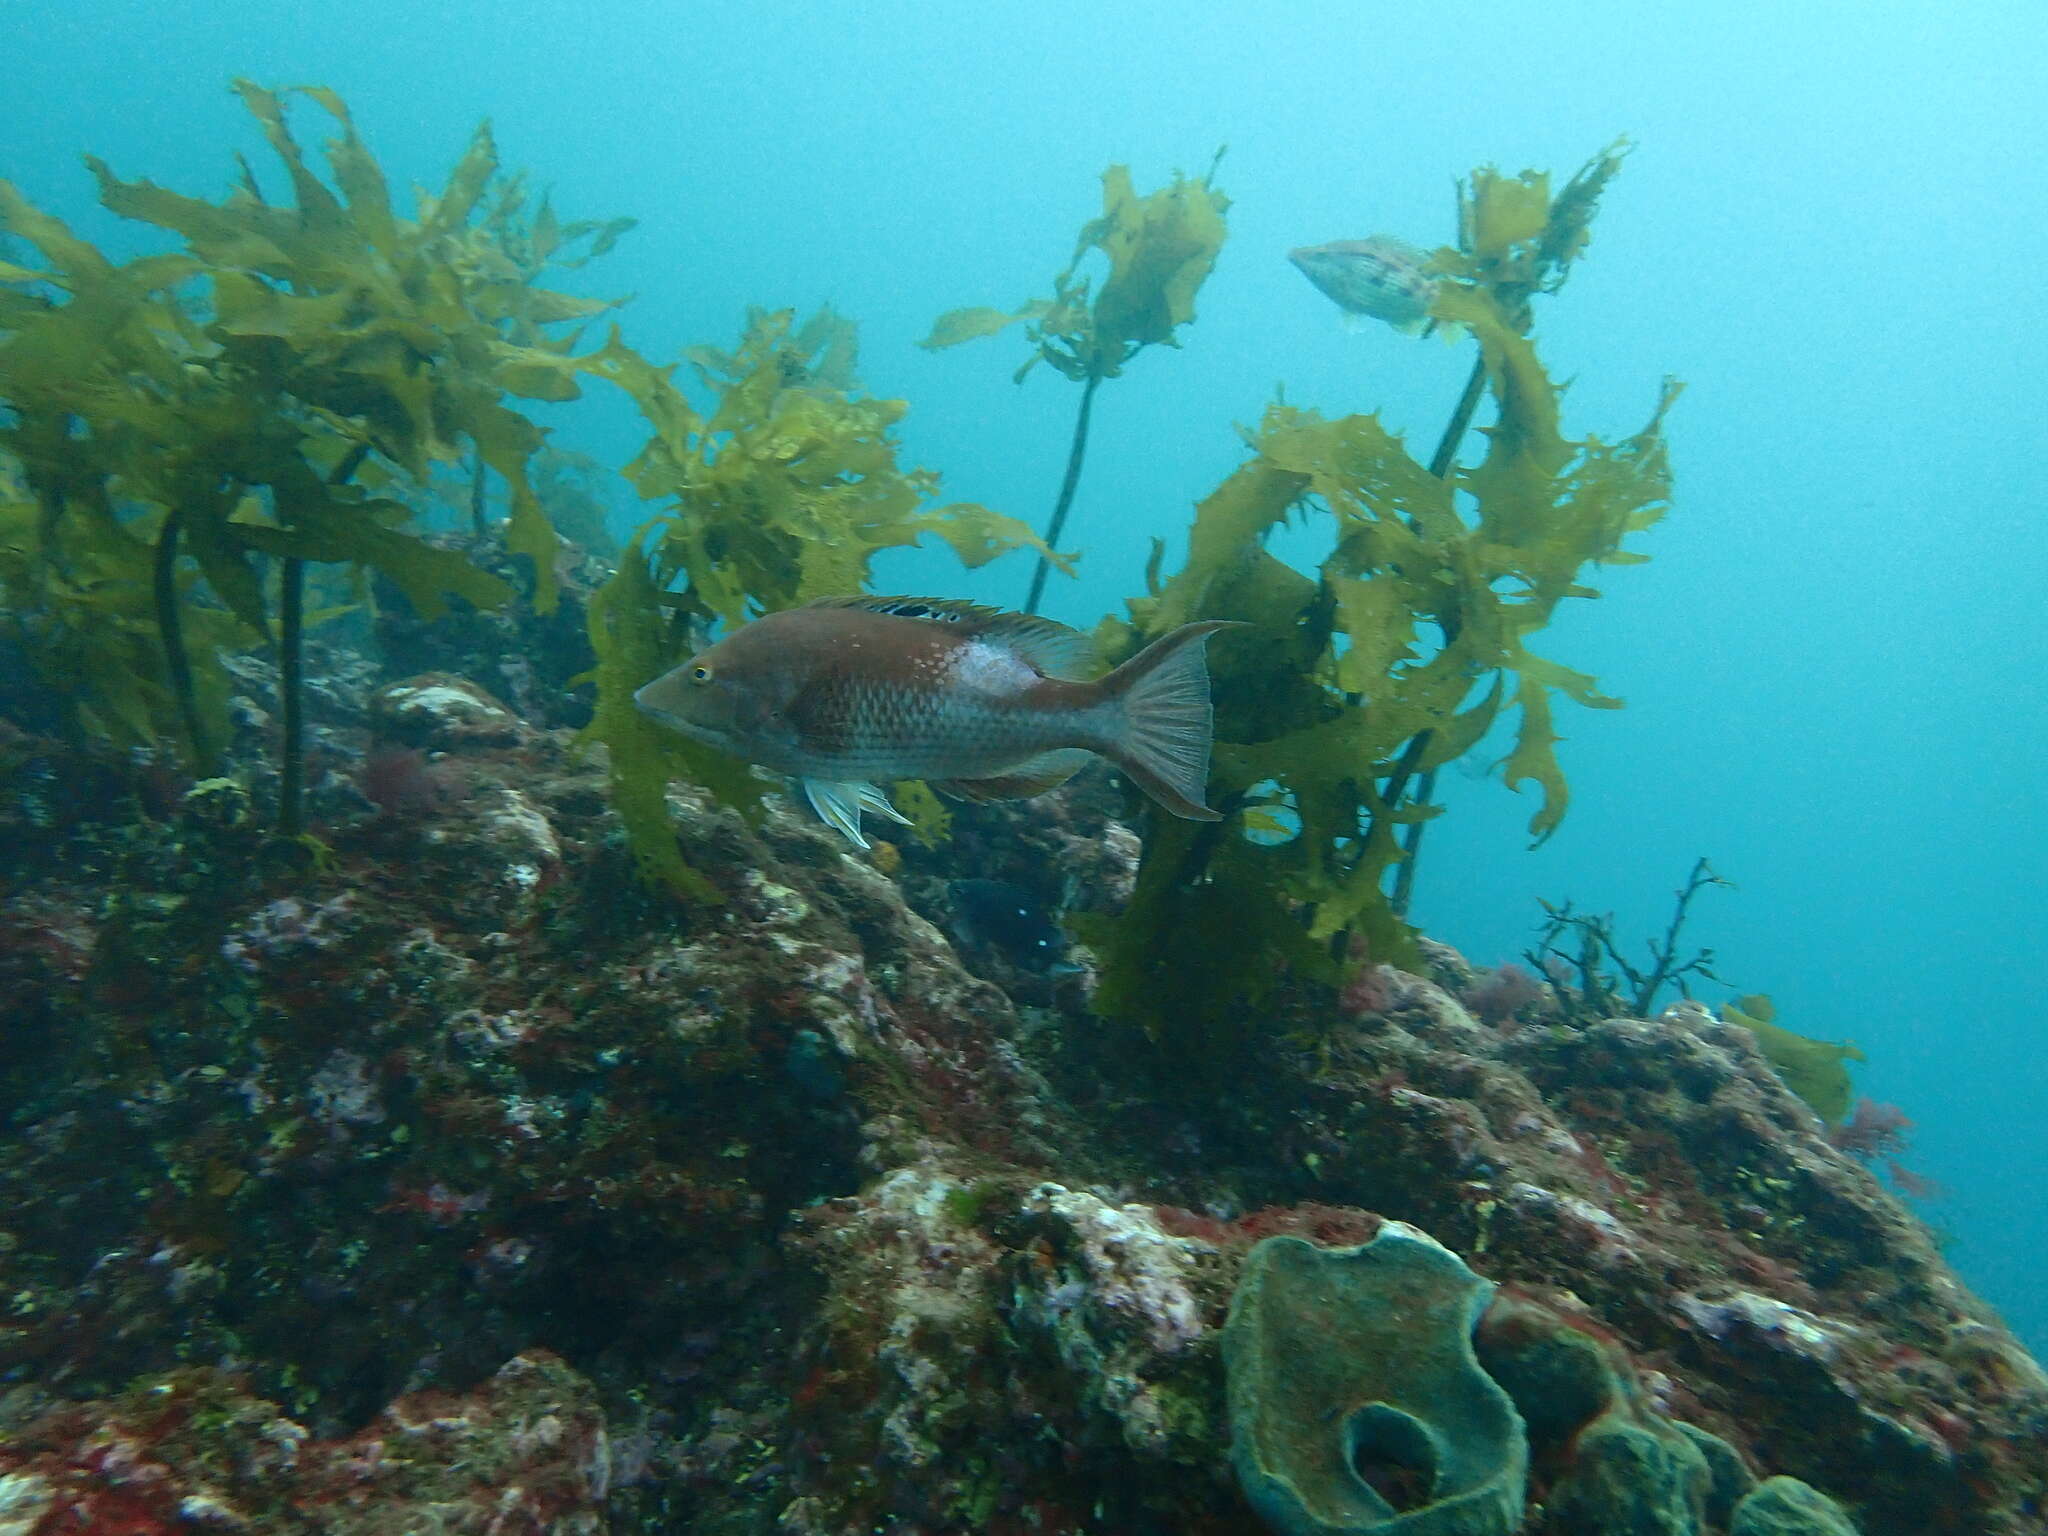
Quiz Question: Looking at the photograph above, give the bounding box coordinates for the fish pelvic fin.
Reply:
[803,779,912,848]
[1094,621,1243,820]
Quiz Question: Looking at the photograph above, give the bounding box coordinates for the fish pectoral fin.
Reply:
[802,779,909,847]
[931,749,1091,803]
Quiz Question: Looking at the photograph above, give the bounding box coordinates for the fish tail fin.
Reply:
[1094,620,1241,820]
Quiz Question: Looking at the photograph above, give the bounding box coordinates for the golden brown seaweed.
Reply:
[0,83,628,822]
[578,306,1057,893]
[1075,146,1676,1057]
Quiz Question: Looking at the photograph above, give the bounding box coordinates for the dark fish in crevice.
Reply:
[946,877,1067,973]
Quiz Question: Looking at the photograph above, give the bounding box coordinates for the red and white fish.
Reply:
[634,596,1237,846]
[1288,236,1438,335]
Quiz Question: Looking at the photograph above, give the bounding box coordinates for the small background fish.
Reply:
[946,877,1067,972]
[1288,236,1438,334]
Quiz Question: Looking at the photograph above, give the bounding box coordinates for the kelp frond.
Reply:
[580,306,1058,893]
[920,156,1230,382]
[1078,145,1676,1057]
[0,82,633,786]
[920,157,1230,610]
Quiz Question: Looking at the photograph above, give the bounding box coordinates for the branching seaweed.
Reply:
[1524,857,1730,1021]
[0,82,625,832]
[1518,869,1867,1126]
[1073,146,1675,1062]
[921,156,1229,611]
[580,306,1059,895]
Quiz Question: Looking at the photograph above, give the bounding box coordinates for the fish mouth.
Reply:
[632,686,730,747]
[630,682,670,723]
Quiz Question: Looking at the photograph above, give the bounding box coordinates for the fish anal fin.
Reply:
[931,748,1090,803]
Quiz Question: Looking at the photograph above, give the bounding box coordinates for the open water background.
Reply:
[5,0,2043,1349]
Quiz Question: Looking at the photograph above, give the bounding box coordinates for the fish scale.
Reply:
[790,654,1091,782]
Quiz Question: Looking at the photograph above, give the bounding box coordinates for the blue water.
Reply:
[8,1,2043,1349]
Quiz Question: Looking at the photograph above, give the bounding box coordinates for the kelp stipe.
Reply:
[921,155,1229,611]
[1075,145,1677,1068]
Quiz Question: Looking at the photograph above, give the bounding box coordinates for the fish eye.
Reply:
[690,665,712,683]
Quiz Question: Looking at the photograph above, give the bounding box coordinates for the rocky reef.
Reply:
[1,648,2043,1536]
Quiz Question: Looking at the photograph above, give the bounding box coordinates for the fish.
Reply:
[1287,236,1438,335]
[633,596,1239,847]
[947,878,1065,971]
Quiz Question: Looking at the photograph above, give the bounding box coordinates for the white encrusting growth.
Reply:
[944,638,1040,696]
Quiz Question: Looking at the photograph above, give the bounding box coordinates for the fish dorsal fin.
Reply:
[803,595,1097,680]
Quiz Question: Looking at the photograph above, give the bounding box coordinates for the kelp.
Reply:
[1448,144,1631,322]
[529,443,619,559]
[580,305,1056,895]
[0,445,249,754]
[1386,140,1632,908]
[589,307,1051,632]
[581,537,767,902]
[0,82,625,829]
[921,156,1230,611]
[1077,147,1676,1057]
[1723,994,1863,1125]
[79,82,614,616]
[923,154,1230,383]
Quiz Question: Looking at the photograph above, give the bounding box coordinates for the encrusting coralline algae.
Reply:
[1,666,2043,1531]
